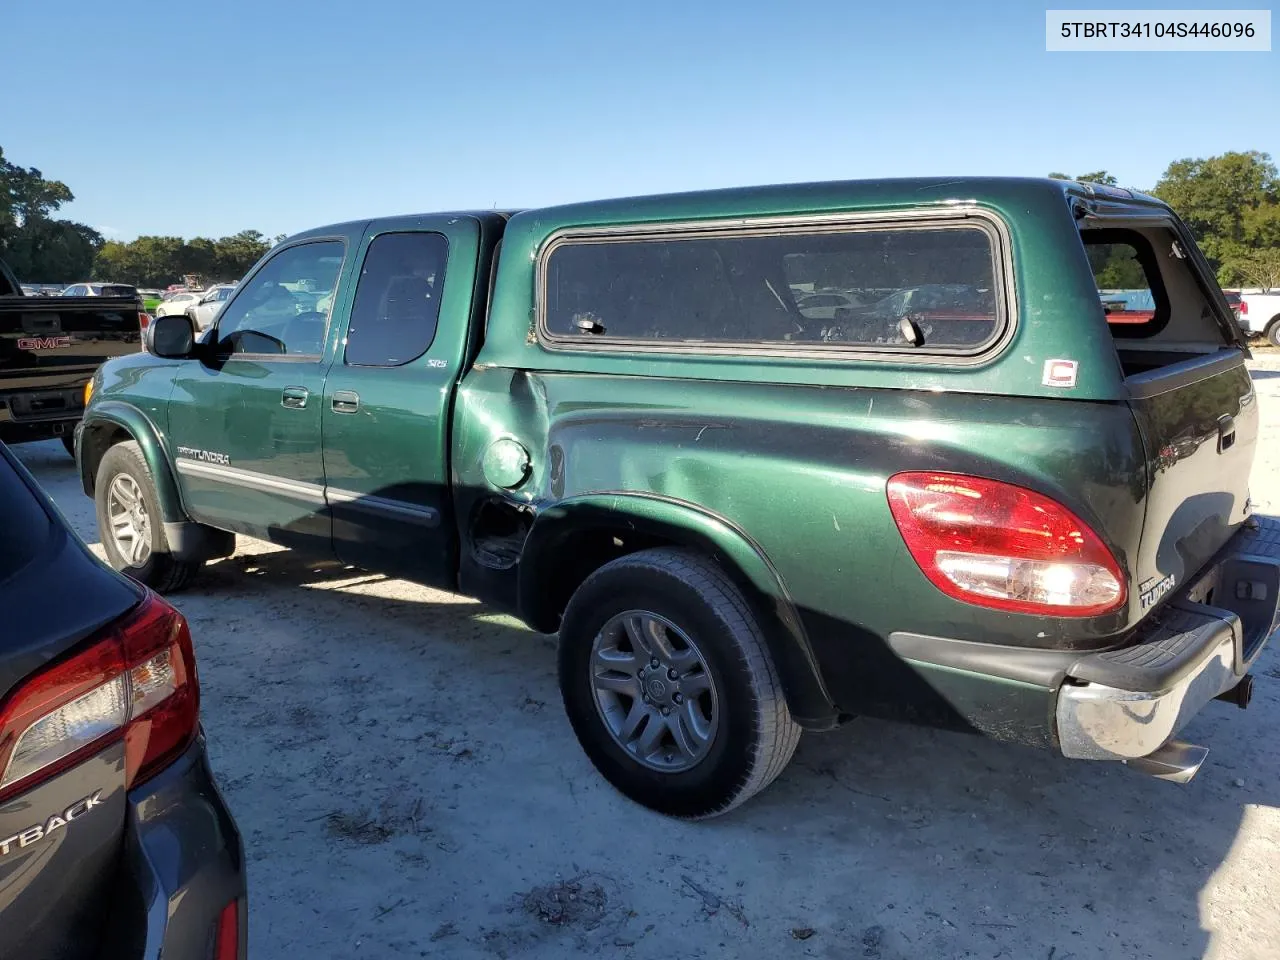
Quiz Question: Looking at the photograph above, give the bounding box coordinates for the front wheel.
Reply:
[95,441,203,592]
[558,548,800,818]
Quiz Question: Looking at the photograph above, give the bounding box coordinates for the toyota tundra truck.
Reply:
[75,178,1279,818]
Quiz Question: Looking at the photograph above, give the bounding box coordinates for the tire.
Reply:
[558,548,801,818]
[61,434,75,458]
[95,441,202,592]
[1266,317,1280,349]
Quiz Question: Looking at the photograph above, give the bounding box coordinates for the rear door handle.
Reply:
[1218,414,1236,453]
[331,390,360,414]
[281,386,309,409]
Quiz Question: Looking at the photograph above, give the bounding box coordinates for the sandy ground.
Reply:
[15,354,1280,960]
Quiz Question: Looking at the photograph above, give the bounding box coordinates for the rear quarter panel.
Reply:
[455,369,1149,720]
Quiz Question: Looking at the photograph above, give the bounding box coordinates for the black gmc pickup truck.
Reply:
[0,256,143,453]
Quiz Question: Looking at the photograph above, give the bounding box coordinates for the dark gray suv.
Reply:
[0,440,245,959]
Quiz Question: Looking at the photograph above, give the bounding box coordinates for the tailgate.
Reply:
[0,296,142,394]
[1081,220,1256,617]
[1127,352,1256,608]
[0,749,127,959]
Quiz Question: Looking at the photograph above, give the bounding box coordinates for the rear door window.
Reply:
[344,232,449,367]
[0,453,53,584]
[542,221,1006,355]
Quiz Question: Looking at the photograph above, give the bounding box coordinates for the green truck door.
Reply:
[166,238,353,549]
[320,219,480,586]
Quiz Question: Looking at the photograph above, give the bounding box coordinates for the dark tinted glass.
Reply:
[0,449,54,583]
[345,232,449,367]
[544,225,1001,351]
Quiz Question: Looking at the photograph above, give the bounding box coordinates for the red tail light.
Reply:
[213,899,241,960]
[1239,300,1248,316]
[0,592,198,801]
[139,311,152,330]
[886,472,1126,617]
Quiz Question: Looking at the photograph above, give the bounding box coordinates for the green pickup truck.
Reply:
[76,177,1280,818]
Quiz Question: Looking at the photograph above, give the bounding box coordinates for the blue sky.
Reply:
[3,0,1275,241]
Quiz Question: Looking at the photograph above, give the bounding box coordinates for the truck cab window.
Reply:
[214,241,344,357]
[345,232,449,367]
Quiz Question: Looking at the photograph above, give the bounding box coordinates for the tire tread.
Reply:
[570,547,801,818]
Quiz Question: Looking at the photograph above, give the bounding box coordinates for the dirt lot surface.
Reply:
[16,354,1280,960]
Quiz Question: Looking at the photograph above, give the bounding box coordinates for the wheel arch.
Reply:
[80,402,188,525]
[518,493,839,729]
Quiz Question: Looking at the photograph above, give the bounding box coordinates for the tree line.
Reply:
[3,142,1279,289]
[1,145,274,286]
[1050,151,1280,289]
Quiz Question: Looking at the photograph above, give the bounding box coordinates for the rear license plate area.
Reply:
[8,390,81,420]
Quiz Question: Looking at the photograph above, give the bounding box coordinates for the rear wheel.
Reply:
[558,548,800,818]
[1266,317,1280,349]
[95,441,203,592]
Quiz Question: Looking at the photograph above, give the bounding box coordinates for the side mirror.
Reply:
[150,313,196,358]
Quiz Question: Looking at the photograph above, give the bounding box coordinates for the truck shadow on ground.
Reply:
[173,543,1280,960]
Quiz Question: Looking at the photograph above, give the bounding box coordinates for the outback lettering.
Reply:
[0,791,105,857]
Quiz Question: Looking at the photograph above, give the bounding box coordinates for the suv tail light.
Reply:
[886,472,1126,617]
[1239,299,1248,316]
[0,592,198,801]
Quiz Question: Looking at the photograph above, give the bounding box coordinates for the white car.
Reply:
[154,291,202,318]
[1238,290,1280,346]
[187,284,238,330]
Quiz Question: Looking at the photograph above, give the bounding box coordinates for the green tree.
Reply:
[1152,151,1280,286]
[0,145,101,281]
[213,230,270,279]
[91,231,272,286]
[1048,170,1119,186]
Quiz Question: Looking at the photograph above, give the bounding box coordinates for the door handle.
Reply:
[281,386,309,409]
[1218,414,1236,453]
[331,390,360,414]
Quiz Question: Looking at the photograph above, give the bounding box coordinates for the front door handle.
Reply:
[331,390,360,414]
[281,386,309,409]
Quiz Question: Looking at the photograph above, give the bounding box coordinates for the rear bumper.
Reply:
[101,732,246,960]
[889,516,1280,763]
[0,385,86,443]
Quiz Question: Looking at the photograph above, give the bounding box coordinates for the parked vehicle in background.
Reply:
[137,288,165,313]
[0,439,245,960]
[1237,289,1280,346]
[19,285,38,296]
[187,283,237,330]
[154,291,201,318]
[1,256,145,455]
[795,291,863,321]
[1223,289,1242,320]
[61,282,141,301]
[79,178,1276,818]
